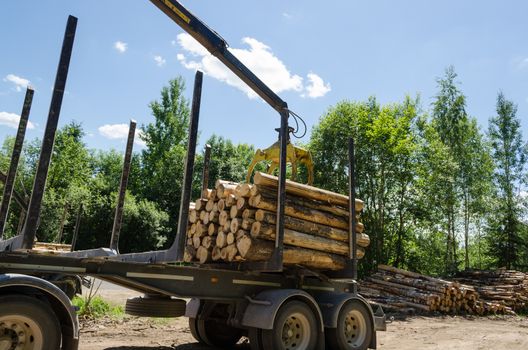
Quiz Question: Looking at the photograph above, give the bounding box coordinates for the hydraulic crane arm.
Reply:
[149,0,288,113]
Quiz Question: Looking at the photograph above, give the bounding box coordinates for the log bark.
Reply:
[249,194,349,229]
[255,209,364,241]
[250,222,366,256]
[253,171,364,210]
[241,218,255,230]
[236,234,346,270]
[184,246,196,262]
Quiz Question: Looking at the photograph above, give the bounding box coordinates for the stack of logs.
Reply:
[454,269,528,312]
[184,172,369,271]
[360,265,515,315]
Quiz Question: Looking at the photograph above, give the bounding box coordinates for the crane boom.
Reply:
[150,0,288,113]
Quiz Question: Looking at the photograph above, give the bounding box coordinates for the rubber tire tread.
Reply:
[0,294,61,350]
[125,297,186,317]
[325,299,373,350]
[197,318,243,349]
[261,300,318,350]
[189,317,205,343]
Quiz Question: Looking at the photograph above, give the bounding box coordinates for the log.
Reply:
[215,180,238,198]
[255,209,364,241]
[226,194,237,207]
[195,199,207,211]
[201,189,212,200]
[208,211,219,223]
[218,211,229,226]
[230,218,242,233]
[216,231,227,248]
[195,223,207,237]
[217,199,226,211]
[249,194,349,230]
[253,185,353,218]
[222,244,238,261]
[242,209,256,220]
[241,218,255,230]
[189,209,198,223]
[192,234,201,249]
[236,234,346,270]
[208,223,219,236]
[184,246,196,262]
[235,183,253,198]
[199,210,208,222]
[202,236,213,249]
[230,205,243,219]
[253,171,364,210]
[197,246,211,264]
[212,246,222,261]
[222,219,231,232]
[236,197,247,210]
[205,199,215,212]
[226,232,235,245]
[250,222,366,257]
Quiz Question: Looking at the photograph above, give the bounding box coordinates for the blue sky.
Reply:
[1,0,527,153]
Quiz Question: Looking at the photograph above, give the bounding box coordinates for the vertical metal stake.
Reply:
[272,108,289,269]
[201,144,211,197]
[70,203,83,252]
[109,120,136,252]
[173,70,203,260]
[0,87,33,238]
[349,138,358,281]
[22,16,77,249]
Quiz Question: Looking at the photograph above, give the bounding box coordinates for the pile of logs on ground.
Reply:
[360,265,516,315]
[454,269,528,312]
[184,172,369,271]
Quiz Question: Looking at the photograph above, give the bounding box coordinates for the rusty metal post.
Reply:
[109,120,136,252]
[0,87,33,239]
[22,15,77,249]
[173,70,203,260]
[201,144,211,196]
[70,203,83,252]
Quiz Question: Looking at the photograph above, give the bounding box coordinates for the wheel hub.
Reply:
[343,310,366,347]
[280,312,310,350]
[0,317,41,350]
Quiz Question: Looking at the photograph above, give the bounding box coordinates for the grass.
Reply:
[73,295,124,319]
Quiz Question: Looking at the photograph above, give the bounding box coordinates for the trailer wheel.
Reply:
[248,327,265,350]
[326,300,372,350]
[0,294,61,350]
[125,296,186,317]
[261,300,318,350]
[188,317,205,344]
[197,319,243,349]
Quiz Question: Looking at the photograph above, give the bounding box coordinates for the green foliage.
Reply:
[73,295,124,319]
[486,92,528,269]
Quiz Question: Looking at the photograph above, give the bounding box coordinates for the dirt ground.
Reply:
[79,280,528,350]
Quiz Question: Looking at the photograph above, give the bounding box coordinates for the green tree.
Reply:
[139,77,190,244]
[310,96,420,273]
[486,92,528,269]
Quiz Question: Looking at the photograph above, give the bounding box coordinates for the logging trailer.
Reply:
[0,1,385,349]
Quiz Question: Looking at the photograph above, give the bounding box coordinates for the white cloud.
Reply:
[154,55,166,67]
[282,12,293,19]
[98,123,145,147]
[176,33,330,99]
[303,73,331,98]
[0,111,35,129]
[171,40,177,46]
[3,74,30,92]
[114,41,128,53]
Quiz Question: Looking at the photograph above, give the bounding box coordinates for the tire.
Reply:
[326,300,373,350]
[0,294,61,350]
[125,296,186,317]
[189,317,205,343]
[248,327,265,350]
[197,318,243,349]
[261,300,318,350]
